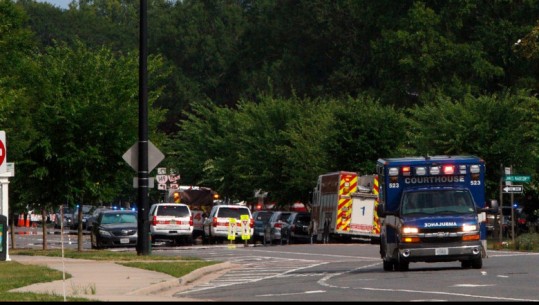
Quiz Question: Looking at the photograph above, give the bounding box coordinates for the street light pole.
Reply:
[136,0,150,255]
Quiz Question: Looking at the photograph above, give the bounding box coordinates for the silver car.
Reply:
[263,211,293,245]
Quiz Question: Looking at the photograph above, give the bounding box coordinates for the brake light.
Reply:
[274,222,282,228]
[151,215,157,226]
[212,217,218,227]
[250,218,254,228]
[189,215,193,226]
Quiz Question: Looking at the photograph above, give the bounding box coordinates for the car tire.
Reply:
[471,257,483,269]
[383,260,394,271]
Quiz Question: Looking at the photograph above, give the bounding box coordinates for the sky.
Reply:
[35,0,71,10]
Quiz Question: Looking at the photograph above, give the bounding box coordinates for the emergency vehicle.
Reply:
[311,171,381,243]
[167,186,219,240]
[376,155,497,271]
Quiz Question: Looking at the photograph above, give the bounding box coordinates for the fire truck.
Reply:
[376,155,498,271]
[311,171,381,243]
[167,186,219,239]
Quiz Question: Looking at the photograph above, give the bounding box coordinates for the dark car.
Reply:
[251,210,274,244]
[282,212,312,244]
[86,206,113,232]
[90,210,138,249]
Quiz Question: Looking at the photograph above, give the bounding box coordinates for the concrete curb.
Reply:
[128,261,237,296]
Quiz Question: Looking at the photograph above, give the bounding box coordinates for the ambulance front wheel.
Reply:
[383,260,394,271]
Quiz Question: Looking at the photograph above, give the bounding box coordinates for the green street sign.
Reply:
[504,175,531,183]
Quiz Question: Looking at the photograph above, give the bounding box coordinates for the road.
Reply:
[153,242,539,302]
[11,226,539,302]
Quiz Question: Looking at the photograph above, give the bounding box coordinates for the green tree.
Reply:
[407,90,539,198]
[11,39,168,249]
[327,96,410,174]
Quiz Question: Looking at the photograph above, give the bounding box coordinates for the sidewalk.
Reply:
[9,255,238,302]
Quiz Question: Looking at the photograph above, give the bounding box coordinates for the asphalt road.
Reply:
[10,226,539,302]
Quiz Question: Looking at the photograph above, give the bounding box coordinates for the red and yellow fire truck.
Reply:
[311,171,380,244]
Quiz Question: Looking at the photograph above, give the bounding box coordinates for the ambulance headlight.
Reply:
[462,224,477,232]
[402,227,418,234]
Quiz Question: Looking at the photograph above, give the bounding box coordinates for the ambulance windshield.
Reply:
[401,190,475,215]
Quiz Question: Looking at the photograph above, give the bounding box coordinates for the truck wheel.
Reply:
[461,260,472,269]
[383,260,394,271]
[396,261,409,271]
[471,257,483,269]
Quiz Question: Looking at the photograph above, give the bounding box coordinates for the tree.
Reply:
[407,90,539,198]
[11,39,168,250]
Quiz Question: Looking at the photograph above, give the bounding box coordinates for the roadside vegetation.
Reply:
[488,233,539,252]
[3,249,217,302]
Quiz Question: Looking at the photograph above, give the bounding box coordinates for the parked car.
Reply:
[264,211,293,245]
[86,206,113,232]
[53,206,75,230]
[72,205,96,230]
[251,210,274,244]
[282,211,311,244]
[149,203,194,246]
[90,210,138,249]
[203,204,254,244]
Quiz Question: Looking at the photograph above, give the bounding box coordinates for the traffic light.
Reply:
[173,192,181,203]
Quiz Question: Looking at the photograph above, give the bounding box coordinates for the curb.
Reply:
[128,261,237,296]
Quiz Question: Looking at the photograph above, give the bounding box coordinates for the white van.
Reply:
[149,203,194,245]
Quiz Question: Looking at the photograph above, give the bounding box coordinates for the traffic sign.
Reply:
[228,218,237,240]
[0,131,6,174]
[122,141,165,172]
[155,175,168,184]
[504,175,531,183]
[503,185,523,193]
[241,214,250,240]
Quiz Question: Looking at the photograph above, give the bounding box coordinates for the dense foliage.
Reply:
[2,0,539,214]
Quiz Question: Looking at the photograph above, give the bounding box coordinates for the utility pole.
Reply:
[136,0,150,255]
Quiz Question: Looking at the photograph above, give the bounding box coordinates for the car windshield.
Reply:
[255,212,273,222]
[101,213,137,224]
[295,214,310,224]
[157,205,189,217]
[401,190,475,215]
[216,207,250,218]
[276,212,292,222]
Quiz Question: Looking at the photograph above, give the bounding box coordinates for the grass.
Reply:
[2,248,217,302]
[488,232,539,251]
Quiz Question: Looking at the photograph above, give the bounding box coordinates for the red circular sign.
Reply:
[0,139,5,167]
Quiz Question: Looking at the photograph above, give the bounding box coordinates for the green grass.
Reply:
[488,232,539,251]
[3,249,217,302]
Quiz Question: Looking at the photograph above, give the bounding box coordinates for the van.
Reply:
[149,203,194,245]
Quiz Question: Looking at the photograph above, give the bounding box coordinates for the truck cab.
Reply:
[376,155,495,271]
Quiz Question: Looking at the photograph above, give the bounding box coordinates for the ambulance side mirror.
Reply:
[377,204,389,217]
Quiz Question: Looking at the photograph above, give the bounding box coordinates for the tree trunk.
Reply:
[78,207,83,251]
[42,209,47,250]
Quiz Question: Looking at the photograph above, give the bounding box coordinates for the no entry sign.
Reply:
[0,131,5,174]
